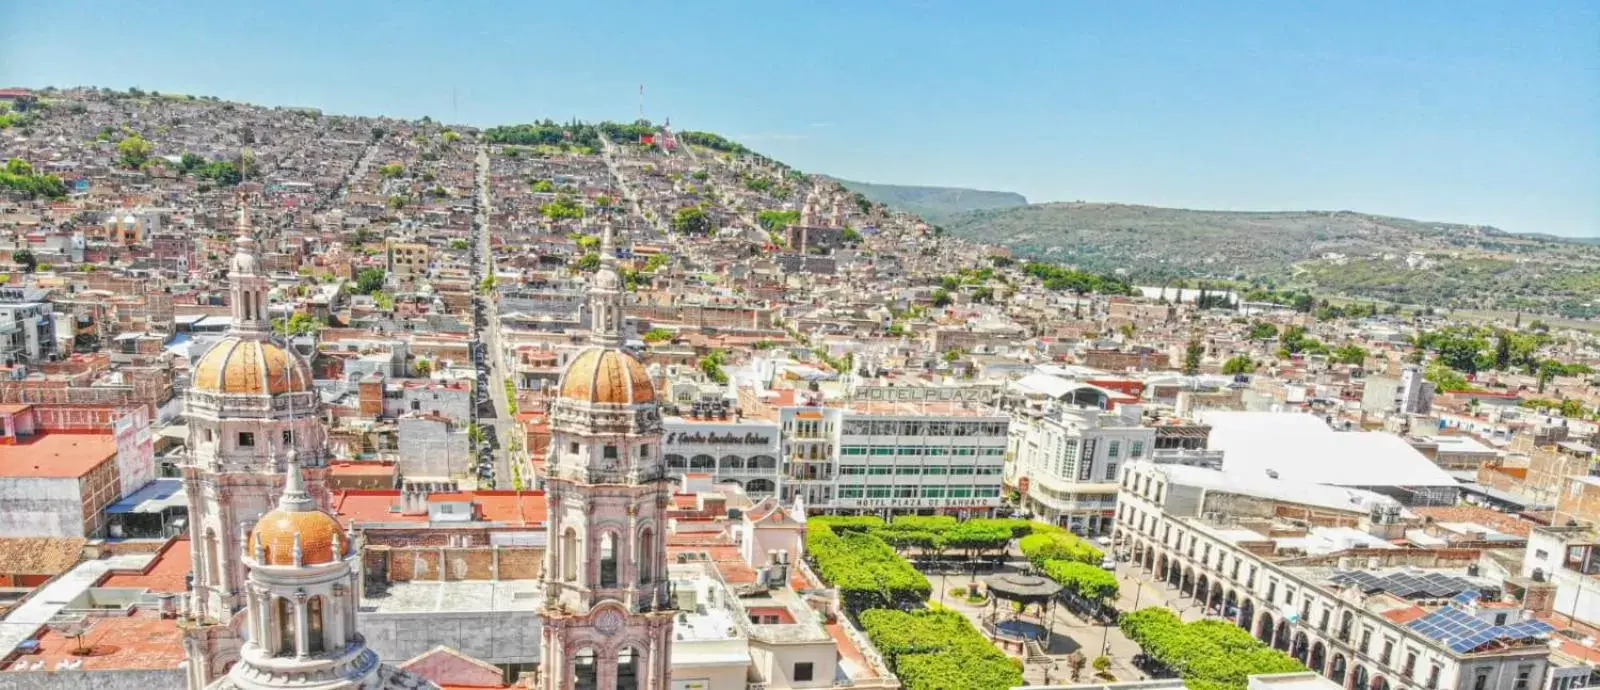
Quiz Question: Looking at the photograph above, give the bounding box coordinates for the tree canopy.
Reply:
[1023,262,1133,295]
[860,608,1023,690]
[1121,608,1304,690]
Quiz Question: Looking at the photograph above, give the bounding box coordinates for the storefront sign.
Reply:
[665,431,772,446]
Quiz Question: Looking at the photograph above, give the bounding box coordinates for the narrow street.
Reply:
[471,143,517,489]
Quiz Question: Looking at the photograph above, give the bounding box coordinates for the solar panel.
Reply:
[1451,591,1481,605]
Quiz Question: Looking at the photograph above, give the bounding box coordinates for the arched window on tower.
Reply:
[637,527,654,585]
[562,528,578,582]
[599,533,618,588]
[572,648,598,690]
[617,647,642,690]
[306,596,325,655]
[275,598,295,656]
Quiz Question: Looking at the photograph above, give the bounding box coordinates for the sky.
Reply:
[2,1,1597,237]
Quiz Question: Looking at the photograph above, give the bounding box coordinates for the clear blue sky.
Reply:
[3,1,1597,237]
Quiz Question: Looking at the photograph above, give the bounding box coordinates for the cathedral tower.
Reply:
[183,203,331,687]
[539,222,673,690]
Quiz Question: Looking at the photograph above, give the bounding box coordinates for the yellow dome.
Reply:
[558,347,655,405]
[250,507,347,566]
[192,337,312,396]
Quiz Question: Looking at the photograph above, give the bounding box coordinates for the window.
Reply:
[1267,581,1277,602]
[868,466,893,475]
[603,445,619,460]
[924,465,949,475]
[922,486,945,498]
[1515,665,1532,690]
[1473,669,1489,690]
[949,466,975,475]
[238,432,256,448]
[1426,665,1440,690]
[1402,652,1417,678]
[839,466,866,475]
[639,444,650,459]
[975,486,1001,497]
[1104,462,1117,481]
[948,486,973,498]
[1131,440,1145,458]
[1380,639,1393,665]
[282,430,293,445]
[794,663,814,682]
[569,442,579,454]
[839,487,863,498]
[895,466,920,475]
[1534,549,1548,560]
[1359,628,1371,654]
[897,446,923,456]
[1108,441,1120,459]
[1079,457,1095,481]
[866,487,891,498]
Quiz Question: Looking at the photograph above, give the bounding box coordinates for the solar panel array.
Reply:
[1329,570,1482,599]
[1408,607,1555,653]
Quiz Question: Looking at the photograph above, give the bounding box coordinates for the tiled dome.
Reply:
[250,506,347,566]
[192,337,312,396]
[557,347,655,405]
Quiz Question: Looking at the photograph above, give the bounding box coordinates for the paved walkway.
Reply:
[921,558,1210,686]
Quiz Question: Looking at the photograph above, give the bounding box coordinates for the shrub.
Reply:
[860,608,1024,690]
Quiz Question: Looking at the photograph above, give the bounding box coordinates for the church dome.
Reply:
[192,337,312,396]
[249,507,348,566]
[557,347,655,405]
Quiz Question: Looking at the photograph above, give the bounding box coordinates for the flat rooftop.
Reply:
[359,579,544,614]
[837,400,1004,418]
[0,433,117,478]
[4,613,185,672]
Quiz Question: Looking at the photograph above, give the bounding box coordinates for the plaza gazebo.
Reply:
[981,573,1063,650]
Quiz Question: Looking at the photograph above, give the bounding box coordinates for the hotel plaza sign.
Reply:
[834,497,1002,509]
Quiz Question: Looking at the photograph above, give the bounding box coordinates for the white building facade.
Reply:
[778,405,1009,517]
[1007,404,1155,535]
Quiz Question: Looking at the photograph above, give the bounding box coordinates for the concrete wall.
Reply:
[396,417,469,478]
[0,668,185,690]
[360,609,542,665]
[0,476,84,537]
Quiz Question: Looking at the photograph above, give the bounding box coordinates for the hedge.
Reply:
[1120,608,1304,690]
[860,608,1024,690]
[806,522,929,612]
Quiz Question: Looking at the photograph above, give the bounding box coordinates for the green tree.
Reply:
[972,286,994,303]
[574,233,600,251]
[643,327,674,343]
[274,312,325,336]
[1221,355,1257,375]
[575,252,601,272]
[1246,322,1279,341]
[671,205,710,234]
[1183,338,1204,375]
[11,249,36,273]
[355,267,387,295]
[1331,344,1368,366]
[841,227,863,244]
[414,358,432,377]
[378,162,405,178]
[1425,361,1471,392]
[530,179,555,193]
[117,135,153,168]
[931,289,953,308]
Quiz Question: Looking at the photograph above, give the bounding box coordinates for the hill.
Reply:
[941,202,1600,318]
[828,178,1027,222]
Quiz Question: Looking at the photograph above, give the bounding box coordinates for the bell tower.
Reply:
[539,221,673,690]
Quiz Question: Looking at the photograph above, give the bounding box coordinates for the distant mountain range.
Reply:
[937,202,1600,318]
[827,178,1028,222]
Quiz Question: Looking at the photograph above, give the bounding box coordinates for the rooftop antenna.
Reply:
[638,83,645,123]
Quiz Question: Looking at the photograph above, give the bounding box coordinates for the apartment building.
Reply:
[777,401,1008,517]
[1007,403,1155,535]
